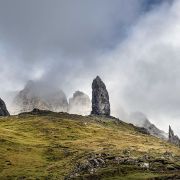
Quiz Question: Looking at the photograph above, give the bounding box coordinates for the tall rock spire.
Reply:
[169,125,174,139]
[168,125,180,147]
[0,98,10,116]
[91,76,110,116]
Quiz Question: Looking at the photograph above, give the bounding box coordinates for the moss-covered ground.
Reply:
[0,111,179,179]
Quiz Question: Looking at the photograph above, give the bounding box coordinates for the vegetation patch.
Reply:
[0,112,179,179]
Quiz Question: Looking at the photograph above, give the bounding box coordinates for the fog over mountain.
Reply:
[12,80,68,114]
[68,91,91,116]
[0,0,180,135]
[128,112,168,140]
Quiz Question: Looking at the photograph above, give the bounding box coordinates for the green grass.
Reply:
[104,172,164,180]
[0,112,179,179]
[104,172,180,180]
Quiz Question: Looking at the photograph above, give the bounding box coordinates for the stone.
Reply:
[68,91,91,115]
[12,80,68,114]
[168,125,180,147]
[91,76,110,116]
[0,98,10,116]
[140,162,149,169]
[163,151,173,159]
[129,112,168,140]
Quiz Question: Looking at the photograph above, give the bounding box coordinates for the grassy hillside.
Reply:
[0,111,179,179]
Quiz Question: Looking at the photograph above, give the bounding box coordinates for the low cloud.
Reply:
[100,0,180,135]
[0,0,179,135]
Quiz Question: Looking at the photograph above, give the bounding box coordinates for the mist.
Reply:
[0,0,180,136]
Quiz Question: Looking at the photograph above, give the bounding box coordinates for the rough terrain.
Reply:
[0,110,179,179]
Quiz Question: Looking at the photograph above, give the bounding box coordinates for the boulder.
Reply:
[0,98,10,116]
[91,76,110,116]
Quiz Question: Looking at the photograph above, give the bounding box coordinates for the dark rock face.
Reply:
[0,98,10,116]
[168,125,180,147]
[68,91,91,115]
[91,76,110,116]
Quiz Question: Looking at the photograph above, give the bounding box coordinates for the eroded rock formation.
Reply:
[12,80,68,114]
[91,76,110,116]
[0,98,10,116]
[68,91,91,115]
[168,125,180,147]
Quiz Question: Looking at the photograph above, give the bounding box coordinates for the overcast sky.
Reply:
[0,0,180,136]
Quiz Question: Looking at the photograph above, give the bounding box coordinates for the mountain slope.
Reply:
[0,111,179,179]
[129,112,168,140]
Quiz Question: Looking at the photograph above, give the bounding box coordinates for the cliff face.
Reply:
[12,81,68,114]
[0,98,10,116]
[68,91,91,115]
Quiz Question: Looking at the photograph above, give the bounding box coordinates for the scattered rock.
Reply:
[140,162,149,169]
[5,160,12,165]
[166,164,176,170]
[0,98,10,116]
[91,76,110,116]
[31,108,41,113]
[19,108,53,116]
[65,152,180,179]
[122,149,131,157]
[138,154,151,162]
[163,151,174,159]
[135,126,150,135]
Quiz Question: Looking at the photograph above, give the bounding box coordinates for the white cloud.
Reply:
[97,0,180,135]
[0,0,180,136]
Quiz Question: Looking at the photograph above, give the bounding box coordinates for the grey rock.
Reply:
[135,126,150,135]
[114,157,123,164]
[89,158,100,167]
[0,98,10,116]
[125,158,138,165]
[91,76,110,116]
[129,112,168,140]
[68,91,91,115]
[12,80,68,114]
[163,151,174,159]
[97,158,105,165]
[140,162,149,169]
[168,125,180,147]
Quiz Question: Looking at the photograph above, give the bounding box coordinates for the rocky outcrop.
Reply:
[91,76,110,116]
[0,98,10,116]
[68,91,91,115]
[168,125,180,147]
[12,80,68,114]
[65,152,180,179]
[129,112,168,140]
